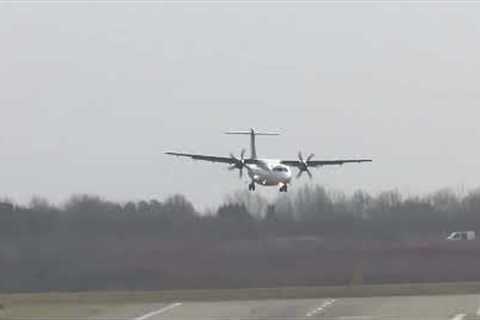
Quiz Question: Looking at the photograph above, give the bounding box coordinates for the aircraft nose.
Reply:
[285,170,292,182]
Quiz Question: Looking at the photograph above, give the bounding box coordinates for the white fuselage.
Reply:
[247,159,292,186]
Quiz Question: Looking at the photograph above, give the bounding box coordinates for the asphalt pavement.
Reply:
[122,294,480,320]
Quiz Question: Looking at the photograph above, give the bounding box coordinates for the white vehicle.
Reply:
[446,231,476,241]
[166,129,372,192]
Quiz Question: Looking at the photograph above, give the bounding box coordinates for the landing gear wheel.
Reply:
[279,184,288,192]
[248,182,256,191]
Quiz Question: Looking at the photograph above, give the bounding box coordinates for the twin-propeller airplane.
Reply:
[166,129,372,192]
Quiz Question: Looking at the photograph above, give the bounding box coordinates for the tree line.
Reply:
[1,186,479,241]
[1,186,480,292]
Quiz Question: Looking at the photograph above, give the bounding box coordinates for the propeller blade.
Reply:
[296,151,314,179]
[229,149,248,179]
[307,169,313,179]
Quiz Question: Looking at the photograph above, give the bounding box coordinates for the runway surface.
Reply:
[121,295,480,320]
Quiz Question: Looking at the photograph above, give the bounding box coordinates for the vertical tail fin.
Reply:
[225,128,280,159]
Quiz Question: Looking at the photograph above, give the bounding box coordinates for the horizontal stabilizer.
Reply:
[224,128,279,159]
[225,129,280,136]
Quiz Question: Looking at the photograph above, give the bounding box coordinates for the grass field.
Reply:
[3,282,480,303]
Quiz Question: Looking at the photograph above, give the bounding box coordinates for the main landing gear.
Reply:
[279,184,288,192]
[248,182,256,191]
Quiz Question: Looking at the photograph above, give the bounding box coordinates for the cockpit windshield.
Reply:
[273,166,288,172]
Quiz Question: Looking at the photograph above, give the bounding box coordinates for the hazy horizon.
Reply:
[2,3,480,209]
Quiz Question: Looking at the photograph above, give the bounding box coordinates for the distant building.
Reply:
[446,231,476,241]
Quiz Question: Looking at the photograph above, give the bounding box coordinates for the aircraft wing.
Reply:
[281,159,372,168]
[165,152,258,165]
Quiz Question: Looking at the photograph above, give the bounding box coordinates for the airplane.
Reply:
[166,129,372,192]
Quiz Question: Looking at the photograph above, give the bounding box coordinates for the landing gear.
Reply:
[279,184,288,192]
[248,182,256,191]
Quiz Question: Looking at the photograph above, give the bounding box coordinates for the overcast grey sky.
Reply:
[1,2,480,208]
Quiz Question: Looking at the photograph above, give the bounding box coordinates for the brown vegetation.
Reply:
[1,186,480,293]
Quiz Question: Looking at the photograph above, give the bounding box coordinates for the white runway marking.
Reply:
[477,304,480,316]
[306,298,336,317]
[134,302,182,320]
[450,314,466,320]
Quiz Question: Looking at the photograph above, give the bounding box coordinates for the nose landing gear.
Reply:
[248,182,256,191]
[279,184,288,192]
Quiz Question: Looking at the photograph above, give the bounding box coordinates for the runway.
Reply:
[124,295,480,320]
[3,291,480,320]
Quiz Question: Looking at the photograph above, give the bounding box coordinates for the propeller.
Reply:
[297,151,315,179]
[229,149,248,178]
